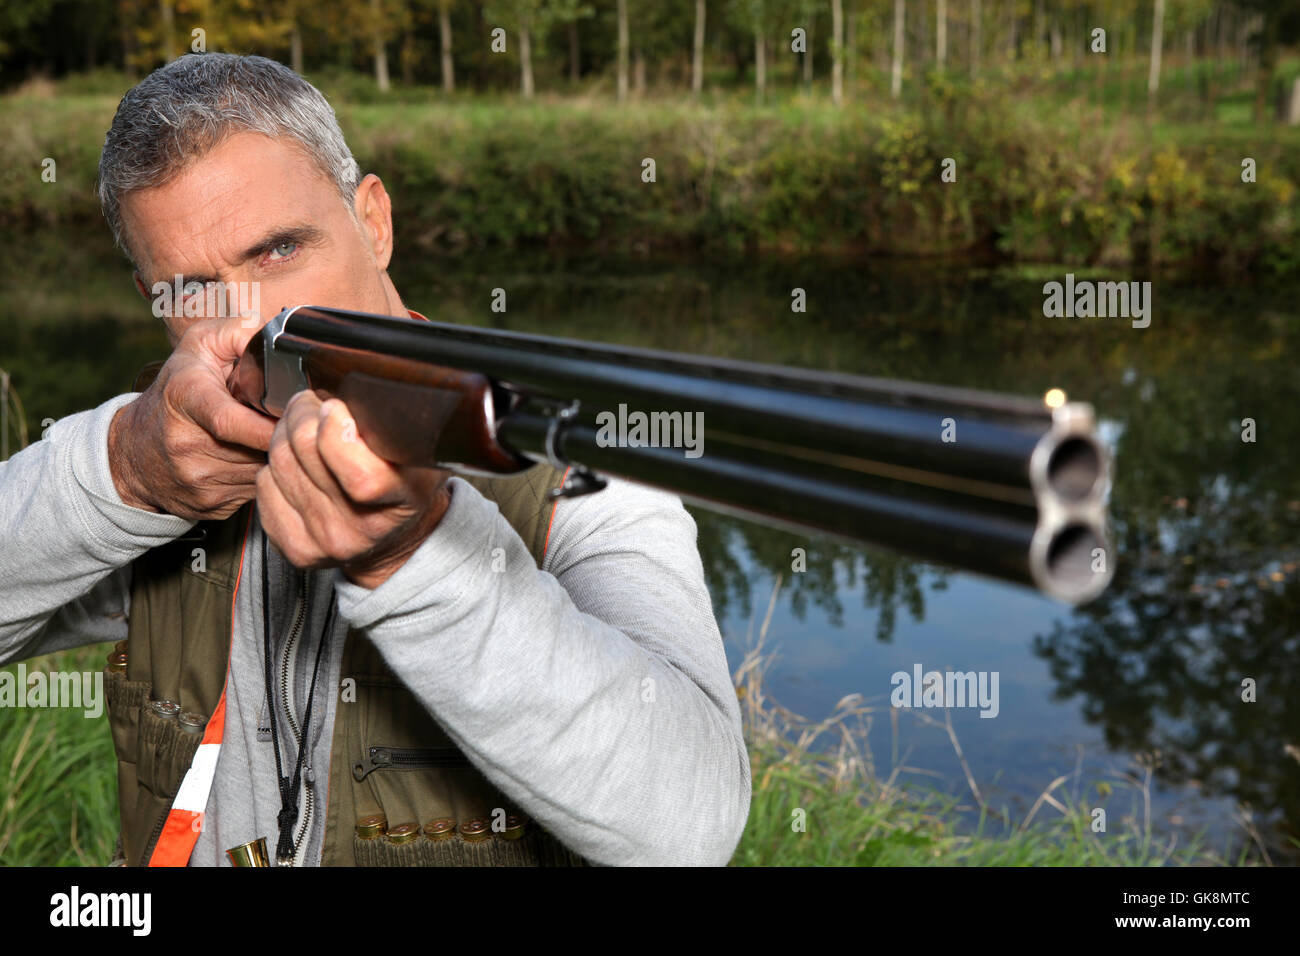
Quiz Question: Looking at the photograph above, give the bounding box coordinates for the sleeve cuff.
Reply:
[61,393,195,550]
[335,478,496,629]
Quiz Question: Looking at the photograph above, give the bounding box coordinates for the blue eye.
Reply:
[268,241,297,260]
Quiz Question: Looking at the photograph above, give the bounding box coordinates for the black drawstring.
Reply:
[260,518,334,865]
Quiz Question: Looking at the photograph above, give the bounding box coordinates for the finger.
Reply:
[206,437,270,467]
[202,459,264,490]
[186,314,270,369]
[316,399,404,506]
[267,411,363,540]
[256,467,320,568]
[186,376,277,451]
[266,435,374,562]
[281,391,345,498]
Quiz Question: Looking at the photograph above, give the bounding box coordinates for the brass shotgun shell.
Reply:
[385,823,420,846]
[423,818,455,841]
[178,712,207,735]
[226,837,270,867]
[459,819,490,843]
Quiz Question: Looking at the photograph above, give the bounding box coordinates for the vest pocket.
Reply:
[135,699,204,800]
[104,671,151,763]
[343,673,587,866]
[354,825,589,868]
[352,746,470,781]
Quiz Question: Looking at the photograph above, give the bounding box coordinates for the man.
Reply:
[0,53,750,866]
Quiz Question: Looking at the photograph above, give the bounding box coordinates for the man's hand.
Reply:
[108,316,276,520]
[257,391,452,589]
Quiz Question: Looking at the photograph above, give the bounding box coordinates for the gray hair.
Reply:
[98,53,360,269]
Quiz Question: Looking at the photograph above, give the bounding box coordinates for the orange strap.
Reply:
[147,510,251,866]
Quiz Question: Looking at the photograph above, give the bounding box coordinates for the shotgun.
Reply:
[227,305,1115,605]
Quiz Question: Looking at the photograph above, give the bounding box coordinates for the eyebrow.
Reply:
[154,224,326,288]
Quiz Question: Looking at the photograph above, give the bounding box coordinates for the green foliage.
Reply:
[3,77,1300,274]
[0,646,118,866]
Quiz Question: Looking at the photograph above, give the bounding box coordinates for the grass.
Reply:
[728,577,1267,867]
[0,590,1270,867]
[0,644,119,867]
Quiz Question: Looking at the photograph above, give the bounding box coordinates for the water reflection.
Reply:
[3,234,1297,860]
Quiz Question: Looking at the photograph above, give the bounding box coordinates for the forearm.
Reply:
[0,394,192,661]
[335,477,751,866]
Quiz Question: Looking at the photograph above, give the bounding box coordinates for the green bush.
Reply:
[2,80,1298,275]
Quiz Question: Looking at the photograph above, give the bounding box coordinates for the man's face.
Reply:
[119,130,399,344]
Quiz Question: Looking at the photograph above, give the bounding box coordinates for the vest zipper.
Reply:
[277,571,315,866]
[352,746,471,781]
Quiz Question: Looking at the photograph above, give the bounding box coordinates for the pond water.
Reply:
[2,230,1297,862]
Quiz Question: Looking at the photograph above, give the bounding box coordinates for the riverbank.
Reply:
[0,640,1259,866]
[2,76,1297,276]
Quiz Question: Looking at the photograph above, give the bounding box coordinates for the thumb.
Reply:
[189,311,273,369]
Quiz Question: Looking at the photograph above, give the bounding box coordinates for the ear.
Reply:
[133,271,152,301]
[352,173,395,271]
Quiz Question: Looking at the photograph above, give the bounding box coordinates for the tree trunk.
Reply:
[891,0,904,99]
[832,0,844,104]
[159,0,175,61]
[803,19,813,89]
[1148,0,1165,108]
[520,24,534,98]
[440,3,454,92]
[634,48,645,96]
[755,24,766,103]
[569,21,580,82]
[846,6,856,90]
[1285,76,1300,125]
[290,22,303,74]
[693,0,706,95]
[371,0,390,92]
[936,0,947,68]
[970,0,980,77]
[617,0,629,102]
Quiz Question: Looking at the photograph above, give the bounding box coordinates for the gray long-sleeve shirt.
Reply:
[0,392,751,866]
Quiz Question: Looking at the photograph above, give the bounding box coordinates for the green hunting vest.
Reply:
[105,366,586,867]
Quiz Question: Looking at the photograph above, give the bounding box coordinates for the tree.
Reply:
[1148,0,1165,108]
[890,0,903,98]
[729,0,779,103]
[371,0,391,91]
[831,0,843,104]
[485,0,585,97]
[1234,0,1300,123]
[936,0,946,67]
[438,0,454,91]
[970,0,980,76]
[693,0,706,95]
[158,0,175,61]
